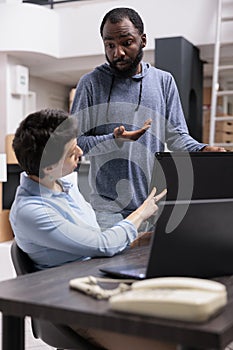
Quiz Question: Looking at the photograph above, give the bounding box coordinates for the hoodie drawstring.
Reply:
[106,75,143,120]
[135,79,142,112]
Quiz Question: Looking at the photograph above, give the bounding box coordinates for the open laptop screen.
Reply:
[146,199,233,278]
[99,198,233,279]
[150,152,233,201]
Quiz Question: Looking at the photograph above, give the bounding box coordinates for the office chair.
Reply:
[10,240,101,350]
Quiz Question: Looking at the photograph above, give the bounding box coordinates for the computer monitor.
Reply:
[150,152,233,201]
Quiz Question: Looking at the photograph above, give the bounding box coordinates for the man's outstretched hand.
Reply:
[114,118,152,141]
[201,145,226,152]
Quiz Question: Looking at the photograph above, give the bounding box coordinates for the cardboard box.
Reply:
[203,87,223,107]
[0,210,14,243]
[69,88,76,112]
[215,130,233,143]
[5,134,18,164]
[218,120,233,131]
[204,120,233,133]
[203,87,212,106]
[0,182,2,212]
[202,109,233,143]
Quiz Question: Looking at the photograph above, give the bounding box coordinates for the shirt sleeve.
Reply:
[165,74,206,151]
[71,76,123,156]
[15,201,137,258]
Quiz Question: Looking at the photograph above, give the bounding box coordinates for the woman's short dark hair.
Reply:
[13,109,78,178]
[100,7,144,37]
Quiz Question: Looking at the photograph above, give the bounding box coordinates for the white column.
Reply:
[0,54,8,152]
[0,0,22,3]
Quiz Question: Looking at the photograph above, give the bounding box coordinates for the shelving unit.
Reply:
[209,0,233,148]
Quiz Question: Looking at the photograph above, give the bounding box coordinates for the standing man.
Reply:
[71,7,225,229]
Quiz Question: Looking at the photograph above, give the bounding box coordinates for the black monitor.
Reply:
[150,152,233,201]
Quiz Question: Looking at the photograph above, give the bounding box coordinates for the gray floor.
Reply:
[0,240,55,349]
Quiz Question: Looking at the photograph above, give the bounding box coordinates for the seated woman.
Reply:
[10,109,165,269]
[10,109,171,350]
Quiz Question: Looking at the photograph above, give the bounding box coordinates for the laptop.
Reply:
[150,151,233,201]
[99,199,233,279]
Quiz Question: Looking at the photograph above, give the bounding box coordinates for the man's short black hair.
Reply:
[100,7,144,37]
[13,109,78,178]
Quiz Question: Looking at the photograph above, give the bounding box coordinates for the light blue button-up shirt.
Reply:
[10,172,137,270]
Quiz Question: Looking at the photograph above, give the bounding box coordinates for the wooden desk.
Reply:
[0,246,233,350]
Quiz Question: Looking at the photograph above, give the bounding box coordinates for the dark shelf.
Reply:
[2,164,22,210]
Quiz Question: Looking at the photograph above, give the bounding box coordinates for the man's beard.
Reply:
[106,46,144,78]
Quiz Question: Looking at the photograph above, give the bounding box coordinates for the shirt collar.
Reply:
[20,172,73,197]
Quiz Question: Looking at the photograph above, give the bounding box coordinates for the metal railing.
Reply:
[23,0,89,9]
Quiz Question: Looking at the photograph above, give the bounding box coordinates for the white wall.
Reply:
[0,241,15,281]
[1,0,232,59]
[7,56,27,135]
[6,73,70,136]
[0,54,25,150]
[0,53,71,151]
[0,3,59,56]
[29,76,70,112]
[57,0,232,57]
[0,54,8,151]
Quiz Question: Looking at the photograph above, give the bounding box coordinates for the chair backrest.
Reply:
[11,240,37,275]
[10,240,100,350]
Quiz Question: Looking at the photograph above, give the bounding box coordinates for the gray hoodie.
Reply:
[71,62,205,216]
